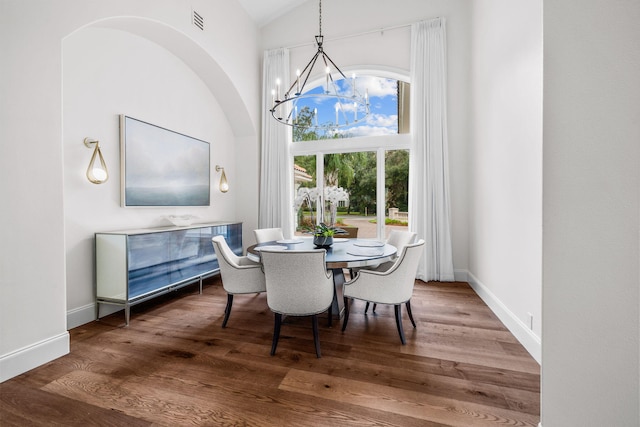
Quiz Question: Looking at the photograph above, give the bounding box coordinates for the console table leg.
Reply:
[124,304,130,327]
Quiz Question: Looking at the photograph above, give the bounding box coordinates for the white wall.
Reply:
[260,0,471,275]
[63,27,237,326]
[0,0,260,382]
[542,0,640,425]
[468,0,543,361]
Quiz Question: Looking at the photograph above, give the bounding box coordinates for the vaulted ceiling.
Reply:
[237,0,309,27]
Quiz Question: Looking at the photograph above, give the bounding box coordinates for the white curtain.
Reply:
[259,48,294,237]
[409,18,455,281]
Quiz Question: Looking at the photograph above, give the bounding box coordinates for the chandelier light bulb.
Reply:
[325,66,331,93]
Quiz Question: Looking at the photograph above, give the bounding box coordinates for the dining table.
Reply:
[247,236,397,323]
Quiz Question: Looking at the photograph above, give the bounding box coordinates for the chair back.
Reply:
[383,239,425,302]
[260,249,334,316]
[253,228,284,244]
[345,239,424,305]
[386,230,417,253]
[212,235,265,294]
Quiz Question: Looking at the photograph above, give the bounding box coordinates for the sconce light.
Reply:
[84,138,108,184]
[216,165,229,193]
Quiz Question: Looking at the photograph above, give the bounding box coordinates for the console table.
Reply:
[95,221,242,325]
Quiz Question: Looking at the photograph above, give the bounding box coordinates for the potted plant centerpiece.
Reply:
[310,223,346,248]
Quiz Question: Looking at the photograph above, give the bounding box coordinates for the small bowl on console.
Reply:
[167,215,196,227]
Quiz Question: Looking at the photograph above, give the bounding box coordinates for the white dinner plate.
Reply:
[333,238,349,243]
[354,240,384,247]
[348,248,385,257]
[254,245,287,251]
[276,239,304,244]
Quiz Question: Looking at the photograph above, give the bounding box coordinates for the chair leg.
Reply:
[312,315,321,358]
[406,300,416,328]
[327,303,333,328]
[372,303,377,312]
[394,304,406,345]
[364,301,370,314]
[222,294,233,328]
[270,313,282,356]
[341,297,350,332]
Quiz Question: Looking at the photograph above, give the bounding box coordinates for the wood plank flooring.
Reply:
[0,278,540,426]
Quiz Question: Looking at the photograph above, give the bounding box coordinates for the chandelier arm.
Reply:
[296,52,322,97]
[285,50,321,98]
[321,54,346,101]
[321,51,349,81]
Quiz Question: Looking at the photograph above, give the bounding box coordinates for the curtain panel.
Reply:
[409,18,455,281]
[259,48,294,237]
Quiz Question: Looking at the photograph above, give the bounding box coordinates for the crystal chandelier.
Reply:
[269,0,369,132]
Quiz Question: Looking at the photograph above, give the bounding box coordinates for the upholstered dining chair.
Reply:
[211,235,266,328]
[253,227,284,244]
[260,249,334,358]
[354,230,417,314]
[342,239,425,345]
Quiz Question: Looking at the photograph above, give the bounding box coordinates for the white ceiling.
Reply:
[238,0,309,27]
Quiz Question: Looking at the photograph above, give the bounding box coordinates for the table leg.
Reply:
[330,268,345,322]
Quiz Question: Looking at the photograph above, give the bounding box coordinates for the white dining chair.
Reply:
[342,239,425,344]
[260,248,334,358]
[354,230,417,314]
[211,236,266,328]
[253,227,284,244]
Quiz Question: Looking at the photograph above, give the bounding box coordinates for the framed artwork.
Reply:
[120,115,210,207]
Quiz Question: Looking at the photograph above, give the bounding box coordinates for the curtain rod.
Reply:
[284,21,416,50]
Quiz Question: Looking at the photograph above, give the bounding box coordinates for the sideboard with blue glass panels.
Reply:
[95,222,242,325]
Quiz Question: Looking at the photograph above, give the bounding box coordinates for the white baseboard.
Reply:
[67,303,97,330]
[67,302,123,329]
[453,269,469,282]
[0,332,69,383]
[466,271,541,364]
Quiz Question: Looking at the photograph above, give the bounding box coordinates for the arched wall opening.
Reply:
[62,16,255,328]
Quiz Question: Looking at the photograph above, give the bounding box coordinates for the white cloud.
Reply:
[332,112,399,137]
[335,125,398,138]
[366,113,398,127]
[357,76,397,98]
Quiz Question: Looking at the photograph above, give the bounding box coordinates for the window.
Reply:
[291,73,411,240]
[292,77,409,142]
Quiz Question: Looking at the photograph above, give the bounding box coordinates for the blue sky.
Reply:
[283,75,399,138]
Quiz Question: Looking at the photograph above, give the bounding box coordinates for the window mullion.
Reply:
[376,148,386,240]
[316,152,324,226]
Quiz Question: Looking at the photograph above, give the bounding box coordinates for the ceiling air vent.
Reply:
[193,10,204,31]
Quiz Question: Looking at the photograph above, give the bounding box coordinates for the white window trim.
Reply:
[290,133,410,156]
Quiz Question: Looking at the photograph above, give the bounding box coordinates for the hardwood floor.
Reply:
[0,278,540,426]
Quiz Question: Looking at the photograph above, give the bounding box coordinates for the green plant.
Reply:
[306,222,347,237]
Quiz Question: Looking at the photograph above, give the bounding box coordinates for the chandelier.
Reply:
[269,0,369,133]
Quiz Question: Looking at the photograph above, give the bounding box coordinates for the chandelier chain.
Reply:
[318,0,322,37]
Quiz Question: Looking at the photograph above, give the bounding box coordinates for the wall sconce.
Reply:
[84,138,108,184]
[216,165,229,193]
